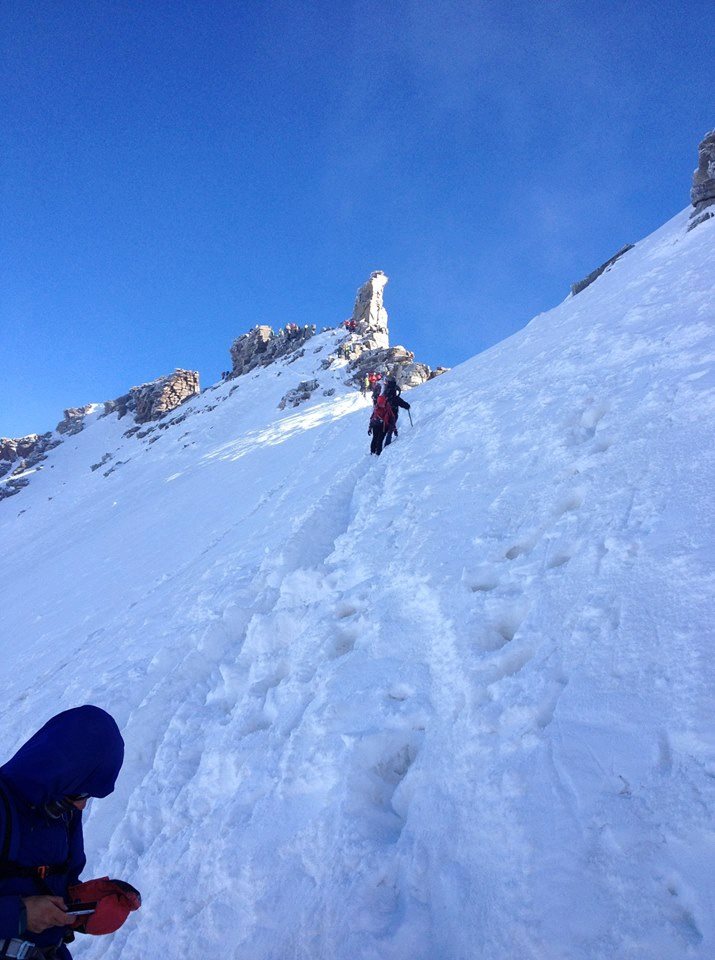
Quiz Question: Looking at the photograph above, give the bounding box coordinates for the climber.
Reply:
[383,378,411,447]
[368,393,396,456]
[369,373,383,404]
[0,706,141,959]
[361,374,370,396]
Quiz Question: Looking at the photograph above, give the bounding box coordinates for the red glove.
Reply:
[67,877,141,935]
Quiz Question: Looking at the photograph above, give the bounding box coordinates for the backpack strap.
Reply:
[0,780,69,894]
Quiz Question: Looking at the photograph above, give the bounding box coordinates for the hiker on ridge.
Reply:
[382,378,410,447]
[368,393,396,456]
[370,374,383,404]
[0,705,141,959]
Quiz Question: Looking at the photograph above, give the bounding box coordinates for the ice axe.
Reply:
[408,409,413,427]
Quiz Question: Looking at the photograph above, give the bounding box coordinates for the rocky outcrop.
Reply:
[230,325,272,376]
[278,379,319,410]
[105,369,200,425]
[335,271,436,391]
[56,405,94,436]
[347,271,389,349]
[347,346,431,391]
[1,435,47,468]
[689,130,715,230]
[571,245,634,297]
[0,476,30,500]
[229,324,316,378]
[133,370,200,423]
[2,370,200,504]
[1,409,96,500]
[0,432,59,500]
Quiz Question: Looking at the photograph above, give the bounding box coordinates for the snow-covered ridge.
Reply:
[0,323,355,506]
[1,270,439,504]
[1,208,713,959]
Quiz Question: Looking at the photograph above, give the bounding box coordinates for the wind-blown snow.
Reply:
[1,209,714,959]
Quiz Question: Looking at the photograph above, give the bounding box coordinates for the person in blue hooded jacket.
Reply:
[0,705,125,959]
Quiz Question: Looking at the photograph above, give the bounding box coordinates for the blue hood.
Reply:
[0,705,124,806]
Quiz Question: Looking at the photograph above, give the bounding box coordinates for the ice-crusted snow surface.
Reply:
[1,210,714,959]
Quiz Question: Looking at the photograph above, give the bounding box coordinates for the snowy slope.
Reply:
[1,209,714,960]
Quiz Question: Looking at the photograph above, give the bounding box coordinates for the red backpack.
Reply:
[371,395,394,429]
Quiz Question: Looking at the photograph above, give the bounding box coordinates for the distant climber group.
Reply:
[283,322,316,339]
[367,375,411,457]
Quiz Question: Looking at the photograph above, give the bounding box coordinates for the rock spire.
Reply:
[339,270,445,390]
[348,271,389,350]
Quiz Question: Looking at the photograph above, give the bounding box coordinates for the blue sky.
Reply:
[1,0,712,437]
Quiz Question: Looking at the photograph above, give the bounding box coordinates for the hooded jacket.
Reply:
[0,705,124,954]
[383,381,410,420]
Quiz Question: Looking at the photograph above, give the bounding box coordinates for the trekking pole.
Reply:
[408,409,413,427]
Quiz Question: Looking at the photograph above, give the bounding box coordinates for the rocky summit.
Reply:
[223,269,444,399]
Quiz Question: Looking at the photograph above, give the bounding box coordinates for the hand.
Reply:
[22,895,67,933]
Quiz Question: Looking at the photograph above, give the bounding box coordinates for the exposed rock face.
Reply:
[0,432,59,500]
[0,435,46,466]
[56,405,94,436]
[229,324,316,378]
[0,476,30,500]
[278,379,319,410]
[1,411,96,501]
[105,369,200,424]
[230,325,272,376]
[571,244,634,297]
[348,346,431,391]
[132,370,200,423]
[689,129,715,230]
[2,369,200,504]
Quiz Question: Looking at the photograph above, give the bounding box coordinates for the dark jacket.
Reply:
[385,386,410,421]
[0,706,124,955]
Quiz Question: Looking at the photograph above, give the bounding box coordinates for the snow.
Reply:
[1,209,714,959]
